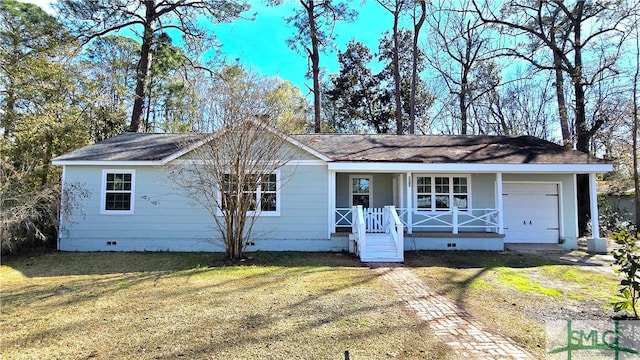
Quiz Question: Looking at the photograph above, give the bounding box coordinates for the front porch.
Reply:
[329,171,506,261]
[327,170,604,262]
[335,206,502,235]
[335,205,504,262]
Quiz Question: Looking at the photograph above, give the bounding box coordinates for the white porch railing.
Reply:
[335,207,385,233]
[366,207,385,233]
[352,205,366,256]
[384,206,404,261]
[396,207,499,234]
[337,207,500,234]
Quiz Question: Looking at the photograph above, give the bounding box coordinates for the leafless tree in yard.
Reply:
[1,166,55,252]
[167,68,298,260]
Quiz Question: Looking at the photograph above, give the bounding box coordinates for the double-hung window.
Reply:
[260,174,277,212]
[415,175,469,211]
[101,170,135,214]
[220,172,280,216]
[350,175,371,208]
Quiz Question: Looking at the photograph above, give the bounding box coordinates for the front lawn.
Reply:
[404,251,621,359]
[1,250,622,359]
[1,252,450,360]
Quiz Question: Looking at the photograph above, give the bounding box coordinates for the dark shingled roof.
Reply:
[53,132,207,162]
[291,134,606,164]
[53,132,606,165]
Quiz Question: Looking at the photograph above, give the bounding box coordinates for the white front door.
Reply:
[503,183,560,243]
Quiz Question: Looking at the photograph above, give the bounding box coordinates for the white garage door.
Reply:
[503,183,559,243]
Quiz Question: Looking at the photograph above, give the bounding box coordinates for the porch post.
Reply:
[587,172,606,253]
[589,173,600,239]
[398,174,405,208]
[328,170,336,239]
[496,172,504,234]
[452,207,459,234]
[406,172,413,234]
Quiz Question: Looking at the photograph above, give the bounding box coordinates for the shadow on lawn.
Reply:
[402,250,570,309]
[2,250,449,360]
[404,249,566,269]
[2,250,365,278]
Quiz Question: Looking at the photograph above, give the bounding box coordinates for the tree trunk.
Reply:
[4,86,15,138]
[633,23,640,233]
[305,0,322,134]
[572,4,590,236]
[460,25,472,135]
[553,56,571,148]
[130,1,156,133]
[3,34,18,138]
[40,131,53,186]
[460,61,470,134]
[547,8,572,149]
[633,93,639,233]
[392,7,403,134]
[409,1,426,134]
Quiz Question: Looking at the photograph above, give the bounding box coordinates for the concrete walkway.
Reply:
[370,263,531,360]
[505,242,616,275]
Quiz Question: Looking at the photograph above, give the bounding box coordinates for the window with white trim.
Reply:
[415,175,469,211]
[221,172,280,215]
[260,173,277,211]
[101,170,135,214]
[350,175,371,207]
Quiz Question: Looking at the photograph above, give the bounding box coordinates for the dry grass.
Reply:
[1,251,451,360]
[404,251,620,359]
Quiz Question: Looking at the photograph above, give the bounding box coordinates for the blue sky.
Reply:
[213,2,391,92]
[22,0,393,94]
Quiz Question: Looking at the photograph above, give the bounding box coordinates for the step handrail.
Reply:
[385,205,404,261]
[352,205,366,257]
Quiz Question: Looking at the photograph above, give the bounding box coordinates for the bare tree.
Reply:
[168,120,295,260]
[471,0,636,152]
[1,163,60,253]
[484,72,556,139]
[167,68,297,259]
[472,0,638,234]
[425,0,496,135]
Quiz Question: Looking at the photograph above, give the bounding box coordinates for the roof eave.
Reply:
[51,160,163,166]
[327,162,613,173]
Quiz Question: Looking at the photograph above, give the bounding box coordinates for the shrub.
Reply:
[610,229,640,318]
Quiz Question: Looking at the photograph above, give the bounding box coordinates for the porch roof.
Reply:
[291,134,607,165]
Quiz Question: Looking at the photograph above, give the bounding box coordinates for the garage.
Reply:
[503,183,560,243]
